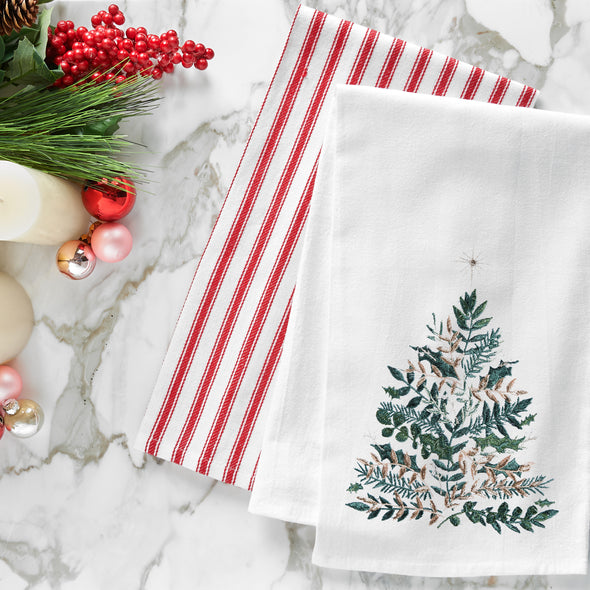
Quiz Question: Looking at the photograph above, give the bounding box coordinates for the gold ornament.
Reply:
[4,398,43,437]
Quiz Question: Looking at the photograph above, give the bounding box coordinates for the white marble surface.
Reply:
[0,0,589,588]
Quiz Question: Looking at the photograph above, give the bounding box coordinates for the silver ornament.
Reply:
[4,399,44,438]
[56,240,96,280]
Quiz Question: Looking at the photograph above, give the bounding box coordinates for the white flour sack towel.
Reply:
[292,86,589,576]
[135,3,538,490]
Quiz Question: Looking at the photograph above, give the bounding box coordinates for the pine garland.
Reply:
[0,74,159,185]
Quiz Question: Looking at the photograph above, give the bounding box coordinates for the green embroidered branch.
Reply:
[347,492,443,524]
[436,501,558,534]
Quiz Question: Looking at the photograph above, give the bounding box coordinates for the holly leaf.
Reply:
[413,346,458,378]
[486,362,517,389]
[5,36,61,87]
[520,413,536,427]
[474,432,525,453]
[78,115,123,137]
[35,8,52,53]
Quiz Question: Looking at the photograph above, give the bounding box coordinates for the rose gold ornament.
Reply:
[90,222,133,262]
[56,240,96,279]
[4,398,43,438]
[0,365,22,401]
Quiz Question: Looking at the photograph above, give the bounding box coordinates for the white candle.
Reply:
[0,160,90,245]
[0,271,34,364]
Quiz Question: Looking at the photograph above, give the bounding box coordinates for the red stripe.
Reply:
[432,56,458,96]
[144,10,326,456]
[349,29,379,85]
[223,290,295,484]
[516,85,536,108]
[220,30,380,481]
[170,20,353,465]
[488,76,510,104]
[219,31,381,482]
[376,38,406,88]
[248,454,260,491]
[460,66,485,100]
[203,163,317,478]
[199,165,314,477]
[404,47,432,93]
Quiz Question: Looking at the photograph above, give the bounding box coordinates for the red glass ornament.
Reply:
[81,178,136,221]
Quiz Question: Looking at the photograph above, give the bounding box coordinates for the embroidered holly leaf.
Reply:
[535,499,555,508]
[486,361,517,389]
[474,432,525,453]
[412,347,458,378]
[419,433,453,460]
[520,413,536,427]
[347,483,363,493]
[383,386,410,398]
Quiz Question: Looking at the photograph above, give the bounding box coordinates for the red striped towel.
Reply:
[135,5,538,489]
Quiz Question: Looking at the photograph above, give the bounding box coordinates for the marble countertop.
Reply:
[1,0,589,588]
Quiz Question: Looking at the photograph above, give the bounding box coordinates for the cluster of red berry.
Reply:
[46,4,214,87]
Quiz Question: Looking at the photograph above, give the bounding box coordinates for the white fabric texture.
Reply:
[257,85,590,576]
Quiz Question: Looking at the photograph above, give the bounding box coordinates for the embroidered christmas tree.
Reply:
[346,290,558,534]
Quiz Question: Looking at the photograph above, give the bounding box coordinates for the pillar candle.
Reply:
[0,161,90,245]
[0,272,34,364]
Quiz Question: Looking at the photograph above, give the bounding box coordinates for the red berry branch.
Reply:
[45,4,214,87]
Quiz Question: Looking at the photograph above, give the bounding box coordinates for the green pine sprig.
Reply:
[0,74,160,185]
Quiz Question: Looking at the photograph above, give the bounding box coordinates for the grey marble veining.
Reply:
[0,1,589,588]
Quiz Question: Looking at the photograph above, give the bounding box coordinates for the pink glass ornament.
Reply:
[0,366,23,402]
[90,222,133,262]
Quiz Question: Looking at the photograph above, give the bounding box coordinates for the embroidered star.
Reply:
[459,250,484,282]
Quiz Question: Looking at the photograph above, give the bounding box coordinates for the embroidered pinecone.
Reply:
[0,0,38,37]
